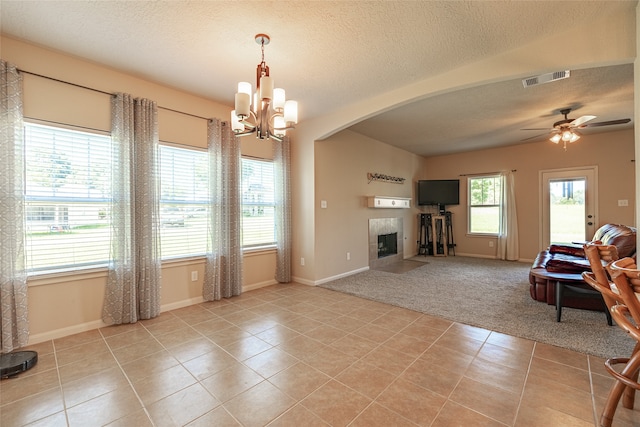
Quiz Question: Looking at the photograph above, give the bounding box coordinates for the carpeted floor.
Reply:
[319,256,635,359]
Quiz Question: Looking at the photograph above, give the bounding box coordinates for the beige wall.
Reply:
[423,129,636,260]
[314,130,423,280]
[3,36,280,343]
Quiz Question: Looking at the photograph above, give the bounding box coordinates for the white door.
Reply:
[540,167,598,248]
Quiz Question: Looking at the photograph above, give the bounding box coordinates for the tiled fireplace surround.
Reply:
[368,217,403,270]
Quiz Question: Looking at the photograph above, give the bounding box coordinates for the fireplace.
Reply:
[369,218,403,269]
[378,233,398,258]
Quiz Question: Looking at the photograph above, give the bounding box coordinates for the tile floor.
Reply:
[2,282,640,426]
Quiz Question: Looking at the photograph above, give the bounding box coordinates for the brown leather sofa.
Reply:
[529,223,636,309]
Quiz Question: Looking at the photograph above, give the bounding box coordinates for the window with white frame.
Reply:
[159,144,209,259]
[468,175,501,235]
[241,157,276,248]
[24,123,112,272]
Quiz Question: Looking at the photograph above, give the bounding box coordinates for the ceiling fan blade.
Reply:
[521,128,552,131]
[520,132,549,142]
[582,118,631,128]
[570,115,596,127]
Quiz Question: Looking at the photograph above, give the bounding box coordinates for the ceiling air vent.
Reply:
[522,70,570,88]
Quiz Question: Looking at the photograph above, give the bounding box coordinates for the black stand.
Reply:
[417,212,456,256]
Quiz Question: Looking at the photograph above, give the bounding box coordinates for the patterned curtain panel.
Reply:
[0,60,29,352]
[274,136,292,283]
[103,94,161,324]
[498,171,519,261]
[204,119,242,300]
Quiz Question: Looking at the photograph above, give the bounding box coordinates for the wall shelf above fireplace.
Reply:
[367,196,411,209]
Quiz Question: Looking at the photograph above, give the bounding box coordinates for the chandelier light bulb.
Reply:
[273,88,286,111]
[284,100,298,124]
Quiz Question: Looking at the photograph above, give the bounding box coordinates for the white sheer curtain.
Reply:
[204,119,242,300]
[497,170,519,261]
[274,136,292,283]
[103,94,161,324]
[0,60,29,352]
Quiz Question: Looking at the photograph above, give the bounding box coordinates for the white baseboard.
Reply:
[28,319,108,345]
[243,279,278,292]
[313,266,370,286]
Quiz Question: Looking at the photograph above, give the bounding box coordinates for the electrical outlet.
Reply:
[191,271,198,282]
[346,252,351,261]
[618,199,629,207]
[488,241,494,248]
[300,257,305,266]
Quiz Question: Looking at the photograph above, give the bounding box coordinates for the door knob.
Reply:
[588,222,593,225]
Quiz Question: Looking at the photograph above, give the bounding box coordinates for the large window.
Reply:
[25,123,112,272]
[159,144,209,259]
[468,175,501,235]
[241,157,276,248]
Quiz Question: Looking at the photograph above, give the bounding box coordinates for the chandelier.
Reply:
[231,34,298,142]
[549,127,580,151]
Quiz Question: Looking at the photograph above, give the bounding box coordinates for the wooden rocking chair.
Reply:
[600,257,640,426]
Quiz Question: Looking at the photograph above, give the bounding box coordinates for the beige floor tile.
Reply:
[55,338,111,367]
[485,330,535,354]
[182,345,237,380]
[464,356,528,395]
[152,325,203,348]
[102,325,153,348]
[533,342,589,371]
[418,343,475,373]
[53,329,102,351]
[449,377,520,425]
[360,345,417,376]
[186,406,242,426]
[165,336,223,363]
[223,380,296,427]
[0,386,64,426]
[118,349,179,383]
[398,357,463,397]
[0,368,60,405]
[254,324,301,346]
[335,359,398,399]
[268,362,330,400]
[62,366,130,408]
[110,336,165,364]
[350,402,419,426]
[528,355,592,392]
[268,403,330,426]
[301,379,372,426]
[329,333,379,358]
[131,363,198,406]
[375,377,447,425]
[515,402,596,427]
[276,334,327,361]
[475,341,533,371]
[66,384,142,426]
[243,346,299,378]
[57,350,120,384]
[220,335,273,361]
[521,373,596,423]
[146,383,220,427]
[432,400,506,427]
[200,361,265,402]
[105,408,154,426]
[303,345,358,377]
[382,332,433,358]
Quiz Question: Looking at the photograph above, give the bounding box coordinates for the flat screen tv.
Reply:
[417,179,460,213]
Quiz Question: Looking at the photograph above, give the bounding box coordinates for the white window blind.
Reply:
[24,123,112,272]
[241,157,276,248]
[159,144,209,259]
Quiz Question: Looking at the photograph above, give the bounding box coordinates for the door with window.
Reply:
[540,167,597,248]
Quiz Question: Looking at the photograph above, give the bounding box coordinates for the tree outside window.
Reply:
[468,175,501,234]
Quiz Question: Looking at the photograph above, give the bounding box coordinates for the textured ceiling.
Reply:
[0,1,636,156]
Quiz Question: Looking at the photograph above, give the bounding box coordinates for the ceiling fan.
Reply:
[521,108,631,150]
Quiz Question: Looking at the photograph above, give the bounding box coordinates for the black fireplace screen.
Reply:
[378,232,398,258]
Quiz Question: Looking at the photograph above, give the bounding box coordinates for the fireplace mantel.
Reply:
[367,196,411,209]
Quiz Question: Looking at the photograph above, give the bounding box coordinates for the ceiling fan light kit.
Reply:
[522,107,631,151]
[231,34,298,142]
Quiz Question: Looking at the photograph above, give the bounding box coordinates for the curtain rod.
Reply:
[17,68,212,122]
[459,169,517,177]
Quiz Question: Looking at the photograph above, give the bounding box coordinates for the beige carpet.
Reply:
[319,256,634,359]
